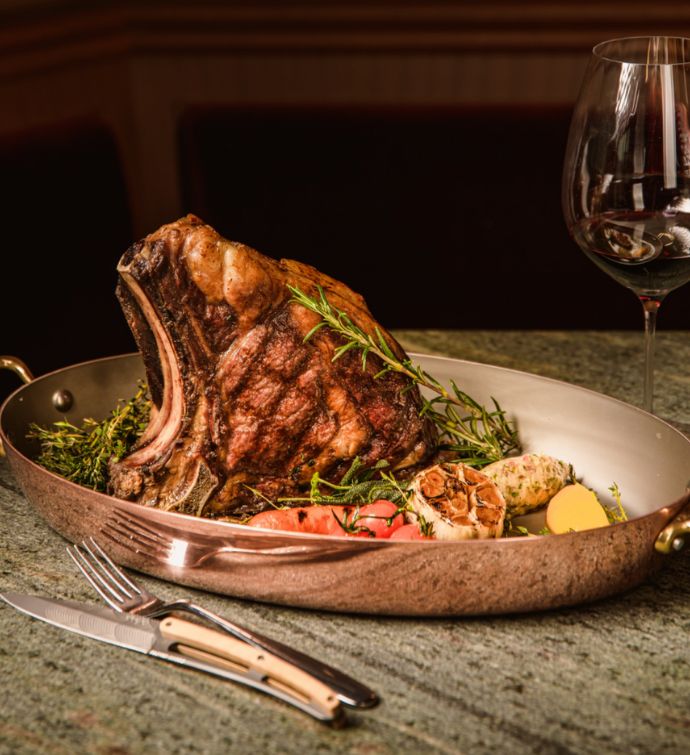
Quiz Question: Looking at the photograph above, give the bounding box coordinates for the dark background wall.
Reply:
[1,1,690,404]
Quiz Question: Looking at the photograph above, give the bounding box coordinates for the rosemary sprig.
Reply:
[289,284,520,466]
[420,385,519,467]
[290,284,444,384]
[276,458,408,506]
[27,383,150,492]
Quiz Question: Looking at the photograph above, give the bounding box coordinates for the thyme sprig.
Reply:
[27,383,150,492]
[604,482,628,524]
[289,284,520,466]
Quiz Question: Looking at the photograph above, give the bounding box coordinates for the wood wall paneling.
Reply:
[0,0,688,355]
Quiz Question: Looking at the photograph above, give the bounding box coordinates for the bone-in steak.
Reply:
[109,215,438,516]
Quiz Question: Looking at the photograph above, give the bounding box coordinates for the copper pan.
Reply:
[1,352,689,616]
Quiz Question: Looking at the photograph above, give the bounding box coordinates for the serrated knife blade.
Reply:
[5,592,161,651]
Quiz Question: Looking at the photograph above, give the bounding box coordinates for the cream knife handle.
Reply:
[159,616,341,719]
[177,601,378,708]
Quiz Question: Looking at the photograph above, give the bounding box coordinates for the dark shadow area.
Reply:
[0,119,136,403]
[178,104,688,331]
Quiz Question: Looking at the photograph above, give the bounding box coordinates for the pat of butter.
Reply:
[546,483,609,534]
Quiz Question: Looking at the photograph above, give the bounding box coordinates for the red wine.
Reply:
[572,211,690,295]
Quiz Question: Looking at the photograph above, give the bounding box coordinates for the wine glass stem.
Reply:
[641,297,662,413]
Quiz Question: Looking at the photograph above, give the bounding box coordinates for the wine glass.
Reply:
[563,36,690,413]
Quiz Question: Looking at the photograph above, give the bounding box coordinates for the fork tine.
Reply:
[111,509,171,544]
[102,521,168,558]
[104,518,164,548]
[102,515,170,558]
[87,537,142,596]
[67,544,126,611]
[80,540,136,600]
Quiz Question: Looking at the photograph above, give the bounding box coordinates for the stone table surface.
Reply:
[1,331,690,755]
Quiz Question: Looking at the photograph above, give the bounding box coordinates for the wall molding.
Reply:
[4,1,690,77]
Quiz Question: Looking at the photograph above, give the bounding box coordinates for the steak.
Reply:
[109,215,438,517]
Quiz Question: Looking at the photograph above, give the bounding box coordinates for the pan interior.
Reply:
[1,354,145,459]
[417,354,690,518]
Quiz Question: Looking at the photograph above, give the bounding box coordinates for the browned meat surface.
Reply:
[109,215,437,516]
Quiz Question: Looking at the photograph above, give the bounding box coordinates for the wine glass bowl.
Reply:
[563,36,690,412]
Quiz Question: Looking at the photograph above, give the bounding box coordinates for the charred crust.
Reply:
[118,239,145,268]
[110,216,439,515]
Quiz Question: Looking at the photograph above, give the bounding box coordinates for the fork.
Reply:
[67,538,379,709]
[103,508,345,568]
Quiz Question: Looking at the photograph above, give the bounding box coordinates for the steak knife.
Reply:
[0,592,344,725]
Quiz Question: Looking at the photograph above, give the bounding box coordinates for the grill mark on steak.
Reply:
[109,214,438,516]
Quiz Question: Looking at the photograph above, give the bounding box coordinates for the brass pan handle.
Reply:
[0,356,34,457]
[655,494,690,554]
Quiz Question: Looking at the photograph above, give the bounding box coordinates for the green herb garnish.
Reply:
[27,383,150,491]
[247,455,434,536]
[604,482,629,524]
[275,457,407,506]
[289,285,520,467]
[502,520,533,537]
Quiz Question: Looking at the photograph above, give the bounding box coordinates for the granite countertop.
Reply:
[1,331,689,755]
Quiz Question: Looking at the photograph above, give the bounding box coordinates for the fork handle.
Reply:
[180,602,379,709]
